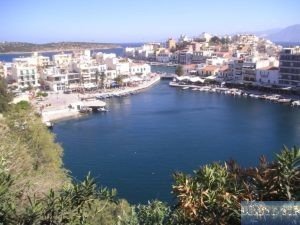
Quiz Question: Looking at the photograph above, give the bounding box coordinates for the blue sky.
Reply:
[1,0,299,43]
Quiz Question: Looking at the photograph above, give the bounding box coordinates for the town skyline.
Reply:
[1,0,300,43]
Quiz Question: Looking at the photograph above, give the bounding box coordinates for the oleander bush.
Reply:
[172,146,300,225]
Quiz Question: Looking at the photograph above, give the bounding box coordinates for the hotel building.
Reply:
[279,47,300,87]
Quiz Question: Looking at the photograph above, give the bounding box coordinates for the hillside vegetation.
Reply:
[0,42,120,53]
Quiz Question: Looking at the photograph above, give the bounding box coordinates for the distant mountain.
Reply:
[267,24,300,42]
[253,28,282,38]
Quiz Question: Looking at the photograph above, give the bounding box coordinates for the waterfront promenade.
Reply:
[39,74,160,122]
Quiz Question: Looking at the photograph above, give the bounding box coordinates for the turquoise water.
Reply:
[53,79,300,204]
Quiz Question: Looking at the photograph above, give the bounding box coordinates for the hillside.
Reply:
[0,42,120,53]
[267,24,300,42]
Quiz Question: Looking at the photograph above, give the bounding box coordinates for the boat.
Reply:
[45,121,53,129]
[98,107,108,112]
[79,107,92,114]
[291,100,300,107]
[277,98,292,104]
[182,87,189,90]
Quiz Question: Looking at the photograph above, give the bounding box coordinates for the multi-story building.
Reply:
[166,38,176,50]
[256,67,279,85]
[242,62,256,83]
[129,63,151,75]
[279,47,300,87]
[42,67,68,92]
[178,50,193,64]
[11,63,39,89]
[228,59,244,82]
[53,53,73,66]
[156,50,171,63]
[192,52,207,64]
[37,55,51,67]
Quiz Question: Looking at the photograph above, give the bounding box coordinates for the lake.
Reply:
[53,79,300,204]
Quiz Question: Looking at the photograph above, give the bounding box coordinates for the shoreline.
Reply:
[41,75,161,123]
[169,82,300,107]
[0,46,122,55]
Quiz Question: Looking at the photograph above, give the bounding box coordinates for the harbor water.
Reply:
[53,77,300,204]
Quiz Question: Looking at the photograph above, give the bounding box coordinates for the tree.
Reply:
[100,72,105,89]
[0,77,12,113]
[95,70,100,88]
[175,65,184,76]
[114,76,123,86]
[209,36,222,45]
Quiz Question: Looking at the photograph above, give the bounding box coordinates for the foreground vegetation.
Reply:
[0,78,299,224]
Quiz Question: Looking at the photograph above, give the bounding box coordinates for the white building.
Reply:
[256,67,279,85]
[53,53,73,66]
[105,58,130,75]
[42,67,68,92]
[95,52,117,64]
[129,63,151,75]
[11,63,39,89]
[37,55,51,67]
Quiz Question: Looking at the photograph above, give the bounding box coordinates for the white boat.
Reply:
[277,98,291,104]
[98,107,108,112]
[292,100,300,107]
[182,87,189,90]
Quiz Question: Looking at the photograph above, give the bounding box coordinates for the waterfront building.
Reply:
[67,72,81,89]
[216,65,230,81]
[228,59,244,82]
[42,67,68,92]
[178,50,193,64]
[198,65,219,77]
[256,67,279,85]
[71,62,102,85]
[107,58,130,75]
[129,63,151,76]
[124,47,136,58]
[279,47,300,87]
[166,38,176,50]
[242,62,256,83]
[11,62,39,89]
